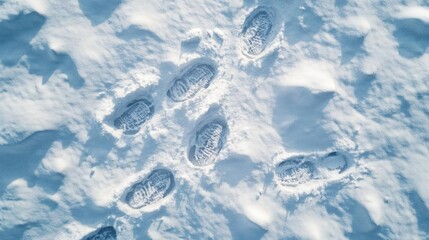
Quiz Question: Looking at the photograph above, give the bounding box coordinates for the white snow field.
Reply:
[0,0,428,239]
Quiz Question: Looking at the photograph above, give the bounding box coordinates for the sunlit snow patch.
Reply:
[82,226,116,240]
[188,118,228,167]
[167,60,217,102]
[125,169,175,209]
[275,151,348,188]
[113,98,154,135]
[241,6,276,57]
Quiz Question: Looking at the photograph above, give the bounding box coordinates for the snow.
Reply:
[0,0,428,239]
[278,59,337,93]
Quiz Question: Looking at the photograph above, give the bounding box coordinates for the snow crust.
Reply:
[0,0,428,239]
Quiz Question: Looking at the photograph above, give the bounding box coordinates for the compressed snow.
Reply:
[0,0,428,239]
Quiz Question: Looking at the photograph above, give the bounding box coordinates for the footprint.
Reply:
[188,118,228,167]
[113,98,154,135]
[393,18,429,59]
[319,151,348,173]
[275,156,314,187]
[275,151,348,187]
[82,226,116,240]
[241,6,275,57]
[125,169,175,209]
[167,61,217,102]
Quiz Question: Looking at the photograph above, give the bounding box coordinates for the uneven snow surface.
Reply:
[0,0,428,239]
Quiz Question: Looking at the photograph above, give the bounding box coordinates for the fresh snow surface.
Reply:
[0,0,428,239]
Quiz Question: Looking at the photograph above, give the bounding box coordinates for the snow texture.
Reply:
[0,0,428,239]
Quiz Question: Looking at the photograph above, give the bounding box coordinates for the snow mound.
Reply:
[0,0,428,239]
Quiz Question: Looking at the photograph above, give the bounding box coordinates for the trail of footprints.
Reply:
[85,6,350,239]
